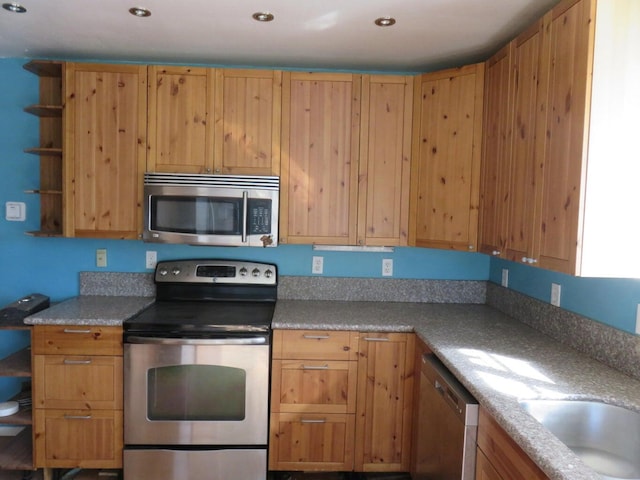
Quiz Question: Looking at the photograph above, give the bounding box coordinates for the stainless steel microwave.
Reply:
[143,173,279,247]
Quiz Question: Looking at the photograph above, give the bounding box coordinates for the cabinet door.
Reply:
[32,325,123,356]
[505,20,546,265]
[410,64,485,251]
[478,45,512,258]
[213,69,282,175]
[269,412,355,471]
[475,448,504,480]
[147,65,214,173]
[34,409,123,469]
[271,359,357,414]
[535,0,593,273]
[64,63,147,239]
[358,75,413,246]
[355,332,415,472]
[280,72,361,245]
[33,355,123,410]
[273,329,359,361]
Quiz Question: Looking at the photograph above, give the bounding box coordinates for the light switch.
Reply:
[5,202,26,221]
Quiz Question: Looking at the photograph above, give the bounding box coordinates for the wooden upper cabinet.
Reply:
[505,20,545,266]
[280,72,361,245]
[213,69,282,175]
[355,332,415,472]
[358,75,413,246]
[478,45,512,258]
[409,64,485,252]
[64,63,147,239]
[147,66,214,173]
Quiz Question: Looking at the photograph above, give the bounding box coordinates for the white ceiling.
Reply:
[0,0,560,72]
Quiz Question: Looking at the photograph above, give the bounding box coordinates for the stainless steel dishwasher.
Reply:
[413,353,479,480]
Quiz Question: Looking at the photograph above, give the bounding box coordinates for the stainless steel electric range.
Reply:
[123,259,277,480]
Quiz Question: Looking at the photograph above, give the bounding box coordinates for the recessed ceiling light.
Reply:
[374,16,396,27]
[129,6,151,17]
[252,12,274,22]
[2,2,27,13]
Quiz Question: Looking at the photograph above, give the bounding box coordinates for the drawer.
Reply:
[272,329,358,360]
[271,359,357,413]
[33,325,123,355]
[269,412,355,471]
[34,409,123,469]
[477,407,549,480]
[33,355,123,409]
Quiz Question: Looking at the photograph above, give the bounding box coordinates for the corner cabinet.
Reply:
[409,64,485,252]
[269,330,414,474]
[32,325,123,470]
[23,60,65,237]
[64,63,147,239]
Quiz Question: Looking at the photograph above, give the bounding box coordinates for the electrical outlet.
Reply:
[96,249,107,268]
[551,283,561,307]
[146,251,157,269]
[636,305,640,335]
[312,256,324,274]
[501,268,509,287]
[382,259,393,277]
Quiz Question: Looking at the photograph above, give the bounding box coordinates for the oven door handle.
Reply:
[125,336,268,345]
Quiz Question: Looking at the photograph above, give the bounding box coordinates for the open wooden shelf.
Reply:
[0,427,33,470]
[0,348,31,377]
[24,148,63,157]
[23,60,62,78]
[24,105,62,118]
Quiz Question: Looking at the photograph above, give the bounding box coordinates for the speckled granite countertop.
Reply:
[274,300,640,480]
[23,295,153,326]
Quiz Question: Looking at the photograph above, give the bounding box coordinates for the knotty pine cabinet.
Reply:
[479,0,640,276]
[280,73,413,246]
[147,67,282,175]
[32,325,123,469]
[64,63,147,239]
[409,63,485,252]
[269,330,414,473]
[476,407,549,480]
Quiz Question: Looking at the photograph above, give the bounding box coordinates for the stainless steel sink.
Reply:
[519,399,640,480]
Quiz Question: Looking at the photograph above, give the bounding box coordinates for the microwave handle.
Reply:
[242,191,248,243]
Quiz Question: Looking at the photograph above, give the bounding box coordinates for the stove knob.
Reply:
[158,268,168,276]
[264,269,274,279]
[251,268,261,277]
[239,267,248,277]
[171,267,181,276]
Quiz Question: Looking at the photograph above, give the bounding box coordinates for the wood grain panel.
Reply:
[475,447,504,480]
[272,329,359,361]
[477,408,549,480]
[32,325,123,356]
[358,75,412,246]
[280,72,361,244]
[269,412,355,471]
[479,44,512,257]
[147,65,213,173]
[214,69,282,175]
[410,64,484,251]
[355,332,415,472]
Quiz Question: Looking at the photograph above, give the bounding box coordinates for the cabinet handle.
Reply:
[300,418,326,424]
[63,359,92,365]
[63,328,92,334]
[363,337,390,342]
[302,334,330,340]
[302,364,329,370]
[64,414,92,420]
[492,250,501,256]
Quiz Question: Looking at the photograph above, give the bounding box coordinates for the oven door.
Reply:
[124,337,269,446]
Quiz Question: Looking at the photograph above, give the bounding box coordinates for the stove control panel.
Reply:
[155,259,277,285]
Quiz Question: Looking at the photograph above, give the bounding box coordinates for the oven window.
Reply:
[147,365,246,421]
[151,196,242,235]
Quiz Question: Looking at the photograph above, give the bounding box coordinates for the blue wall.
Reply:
[2,56,640,398]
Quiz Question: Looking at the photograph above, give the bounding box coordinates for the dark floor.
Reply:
[270,473,411,480]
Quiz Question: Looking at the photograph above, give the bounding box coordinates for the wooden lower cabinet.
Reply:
[32,325,123,469]
[476,407,549,480]
[269,329,414,473]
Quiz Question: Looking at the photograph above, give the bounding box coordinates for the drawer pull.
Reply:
[63,359,92,365]
[300,418,326,424]
[302,364,329,370]
[63,328,92,334]
[363,337,390,342]
[302,334,330,340]
[64,414,92,420]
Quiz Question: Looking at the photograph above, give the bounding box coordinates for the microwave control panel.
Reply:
[248,199,272,235]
